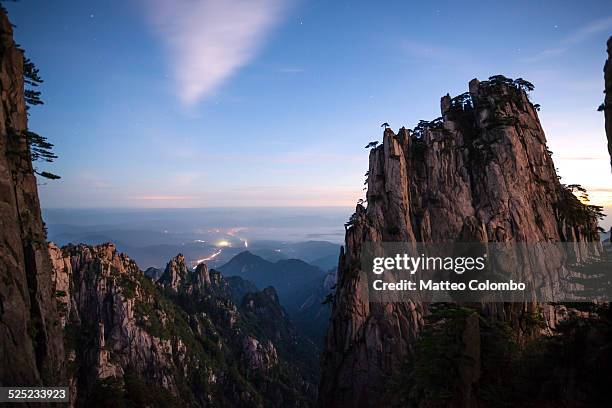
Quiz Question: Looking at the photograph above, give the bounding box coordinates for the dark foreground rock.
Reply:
[0,7,64,387]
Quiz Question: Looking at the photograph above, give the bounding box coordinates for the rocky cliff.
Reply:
[0,8,64,386]
[49,242,317,407]
[319,76,601,407]
[605,36,612,170]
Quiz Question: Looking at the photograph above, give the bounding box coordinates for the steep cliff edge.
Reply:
[0,9,64,386]
[319,76,600,407]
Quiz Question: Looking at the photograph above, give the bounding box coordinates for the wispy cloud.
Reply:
[144,0,290,106]
[126,186,360,207]
[133,195,195,201]
[525,16,612,63]
[398,40,478,72]
[558,156,607,161]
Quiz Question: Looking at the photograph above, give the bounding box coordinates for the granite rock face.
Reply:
[49,243,184,405]
[0,8,64,387]
[319,77,600,407]
[50,242,317,407]
[158,254,212,294]
[605,36,612,170]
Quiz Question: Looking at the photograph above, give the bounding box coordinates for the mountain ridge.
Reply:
[218,250,326,303]
[49,242,318,406]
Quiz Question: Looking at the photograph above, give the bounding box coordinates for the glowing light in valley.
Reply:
[217,240,231,247]
[227,227,247,237]
[195,249,222,264]
[227,228,249,248]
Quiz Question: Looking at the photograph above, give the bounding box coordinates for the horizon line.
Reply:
[42,205,355,210]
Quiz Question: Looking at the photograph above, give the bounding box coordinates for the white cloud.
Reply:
[145,0,290,106]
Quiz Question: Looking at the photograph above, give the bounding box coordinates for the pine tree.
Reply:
[21,54,60,180]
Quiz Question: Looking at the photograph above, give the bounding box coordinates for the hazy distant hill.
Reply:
[308,254,339,271]
[144,266,163,281]
[218,251,336,346]
[218,251,326,304]
[46,221,341,270]
[245,240,341,266]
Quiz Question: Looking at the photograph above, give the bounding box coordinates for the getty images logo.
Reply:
[372,253,487,275]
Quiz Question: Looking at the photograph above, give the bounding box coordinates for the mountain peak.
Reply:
[158,253,190,292]
[320,75,601,407]
[232,250,265,262]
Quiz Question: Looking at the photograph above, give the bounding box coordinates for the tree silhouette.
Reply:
[365,141,379,149]
[556,184,604,239]
[21,54,60,180]
[36,171,60,180]
[25,130,57,162]
[411,119,438,138]
[344,212,359,230]
[23,57,43,107]
[449,92,473,111]
[513,78,535,93]
[488,74,514,86]
[381,122,390,129]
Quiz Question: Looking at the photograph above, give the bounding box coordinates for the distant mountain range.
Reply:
[46,222,341,271]
[218,251,326,303]
[217,251,336,346]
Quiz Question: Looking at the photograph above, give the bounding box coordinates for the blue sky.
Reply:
[6,0,612,223]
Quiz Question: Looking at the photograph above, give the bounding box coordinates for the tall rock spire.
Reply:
[319,76,600,407]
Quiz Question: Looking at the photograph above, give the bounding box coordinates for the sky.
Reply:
[5,0,612,226]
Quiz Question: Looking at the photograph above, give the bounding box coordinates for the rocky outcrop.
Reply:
[319,76,600,407]
[605,36,612,170]
[158,254,212,295]
[242,337,278,371]
[0,8,63,386]
[49,243,186,405]
[50,242,317,407]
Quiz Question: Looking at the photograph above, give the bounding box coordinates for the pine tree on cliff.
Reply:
[21,54,60,179]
